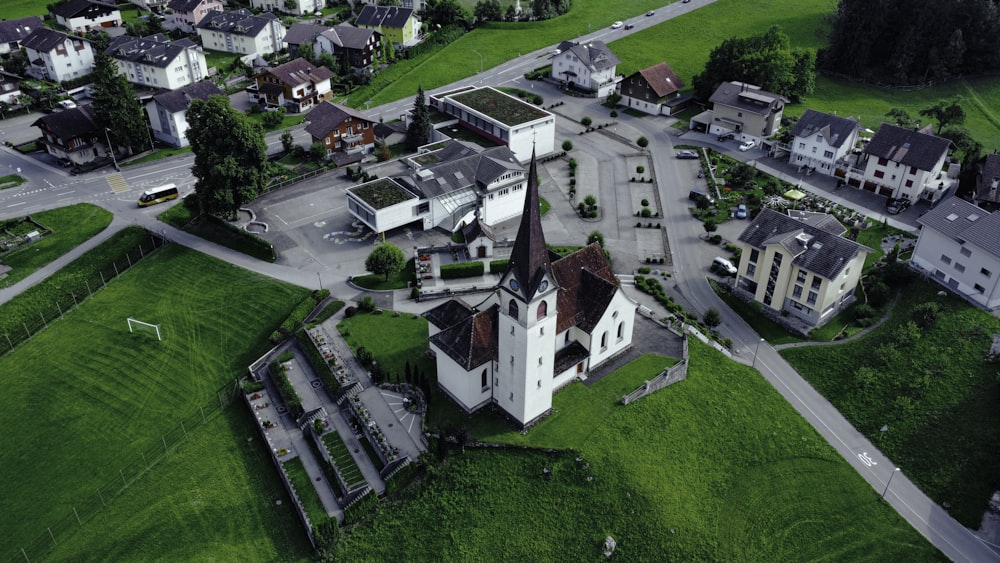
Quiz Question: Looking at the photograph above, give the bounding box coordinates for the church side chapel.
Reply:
[424,150,638,427]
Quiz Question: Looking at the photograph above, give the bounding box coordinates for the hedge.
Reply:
[205,214,276,262]
[269,359,302,416]
[295,328,340,394]
[489,259,509,274]
[440,261,484,279]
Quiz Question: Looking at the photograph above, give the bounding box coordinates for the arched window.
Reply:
[601,331,608,350]
[508,299,518,319]
[617,322,625,340]
[536,300,547,320]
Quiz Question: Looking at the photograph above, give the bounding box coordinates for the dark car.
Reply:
[717,132,735,142]
[887,198,910,215]
[624,24,634,30]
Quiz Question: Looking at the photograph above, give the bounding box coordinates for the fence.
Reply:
[621,335,689,405]
[14,379,241,562]
[262,167,330,195]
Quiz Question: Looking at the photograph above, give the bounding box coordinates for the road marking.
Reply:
[107,173,130,193]
[55,190,75,196]
[857,452,877,467]
[6,202,26,207]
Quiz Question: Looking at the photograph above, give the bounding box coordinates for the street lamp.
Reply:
[473,50,483,74]
[882,467,901,499]
[751,337,765,369]
[317,271,323,290]
[103,128,119,171]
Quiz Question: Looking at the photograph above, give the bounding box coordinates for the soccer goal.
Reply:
[127,317,162,341]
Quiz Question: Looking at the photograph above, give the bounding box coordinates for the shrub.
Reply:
[640,208,652,218]
[610,110,618,118]
[866,279,892,308]
[641,198,649,207]
[636,166,645,174]
[703,308,721,328]
[359,295,376,312]
[580,116,592,127]
[562,140,573,151]
[270,359,302,416]
[853,303,876,322]
[709,234,722,244]
[410,286,420,300]
[440,261,484,279]
[912,302,941,329]
[636,222,642,227]
[637,136,649,148]
[344,306,357,318]
[489,259,509,274]
[637,266,651,274]
[296,329,339,393]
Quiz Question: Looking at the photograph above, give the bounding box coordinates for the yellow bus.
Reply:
[137,184,179,207]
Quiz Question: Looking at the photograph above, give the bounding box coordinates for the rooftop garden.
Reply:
[450,88,549,126]
[349,179,416,210]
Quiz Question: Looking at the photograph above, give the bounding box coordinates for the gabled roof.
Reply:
[556,39,620,73]
[428,305,498,370]
[0,16,43,44]
[283,22,328,46]
[355,5,414,29]
[790,109,860,150]
[21,27,73,53]
[374,121,405,138]
[52,0,118,18]
[738,208,871,280]
[550,243,618,333]
[167,0,216,12]
[404,143,522,200]
[150,81,222,113]
[462,217,495,244]
[864,123,952,172]
[197,9,279,37]
[319,24,377,50]
[632,62,684,98]
[709,81,788,115]
[975,153,1000,203]
[32,104,100,141]
[505,149,551,301]
[918,197,1000,255]
[261,58,334,87]
[106,34,198,69]
[423,298,474,330]
[304,101,375,139]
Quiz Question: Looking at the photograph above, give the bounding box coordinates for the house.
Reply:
[911,197,1000,310]
[358,0,424,14]
[974,154,1000,207]
[126,0,170,12]
[346,141,530,233]
[424,150,637,428]
[429,86,555,163]
[32,104,109,165]
[196,9,286,57]
[282,22,327,57]
[550,39,620,98]
[106,34,207,90]
[52,0,122,33]
[21,28,96,83]
[846,123,955,204]
[165,0,224,33]
[247,58,333,113]
[788,109,861,176]
[0,16,43,56]
[250,0,323,17]
[690,81,788,144]
[616,62,687,115]
[355,5,417,48]
[734,208,872,331]
[0,73,22,105]
[145,81,222,147]
[304,101,377,158]
[315,25,381,70]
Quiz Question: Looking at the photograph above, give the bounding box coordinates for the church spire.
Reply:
[506,147,550,301]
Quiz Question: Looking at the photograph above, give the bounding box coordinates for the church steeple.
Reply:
[505,148,550,301]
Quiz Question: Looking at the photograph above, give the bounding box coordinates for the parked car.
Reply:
[717,132,735,142]
[645,10,655,16]
[887,198,910,215]
[624,24,634,30]
[713,257,738,276]
[611,21,623,29]
[735,204,748,219]
[738,140,756,152]
[676,150,698,159]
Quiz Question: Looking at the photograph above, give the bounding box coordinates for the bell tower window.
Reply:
[508,299,518,319]
[536,300,547,320]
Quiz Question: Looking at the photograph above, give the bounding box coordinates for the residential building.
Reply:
[424,150,637,428]
[282,22,327,57]
[247,58,333,113]
[0,16,43,56]
[429,86,555,163]
[145,81,222,147]
[974,153,1000,207]
[551,39,620,98]
[911,198,1000,310]
[690,81,788,144]
[315,25,381,70]
[358,0,424,14]
[250,0,323,17]
[616,61,687,115]
[52,0,122,33]
[32,104,109,165]
[304,101,377,160]
[196,9,286,57]
[165,0,224,33]
[846,123,955,204]
[21,28,96,83]
[106,34,207,90]
[0,73,22,105]
[355,5,417,47]
[126,0,170,12]
[788,109,861,176]
[734,208,871,331]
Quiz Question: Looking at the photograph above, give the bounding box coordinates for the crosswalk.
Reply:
[106,173,129,193]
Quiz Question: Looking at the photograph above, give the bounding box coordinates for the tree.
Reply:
[406,87,431,150]
[309,141,327,163]
[187,95,269,218]
[383,39,396,63]
[84,30,110,53]
[375,138,391,161]
[281,129,294,153]
[919,99,966,134]
[90,54,148,155]
[637,136,649,148]
[298,43,315,65]
[587,231,604,248]
[365,243,406,281]
[424,0,467,28]
[703,308,721,328]
[504,4,517,21]
[474,0,502,22]
[885,108,915,128]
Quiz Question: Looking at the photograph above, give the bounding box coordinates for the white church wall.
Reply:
[587,291,637,367]
[429,341,492,412]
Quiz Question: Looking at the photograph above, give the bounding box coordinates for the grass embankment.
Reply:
[157,201,276,262]
[0,174,27,189]
[351,258,416,290]
[0,203,113,288]
[781,280,1000,527]
[329,347,942,560]
[0,242,310,559]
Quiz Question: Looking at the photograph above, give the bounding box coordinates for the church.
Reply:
[423,150,638,427]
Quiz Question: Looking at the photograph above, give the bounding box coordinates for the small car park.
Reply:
[735,204,748,219]
[712,257,738,276]
[738,140,756,152]
[611,21,623,29]
[676,150,699,159]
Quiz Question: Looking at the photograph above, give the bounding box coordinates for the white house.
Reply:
[911,197,1000,310]
[0,16,44,56]
[429,86,555,163]
[847,123,956,204]
[788,109,861,176]
[165,0,224,33]
[32,104,110,165]
[52,0,122,33]
[250,0,323,16]
[550,39,620,98]
[21,28,96,83]
[196,9,286,57]
[690,81,787,144]
[0,73,22,105]
[145,81,222,147]
[424,151,637,428]
[126,0,170,12]
[106,34,207,90]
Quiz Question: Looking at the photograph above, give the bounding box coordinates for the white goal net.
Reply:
[127,317,162,341]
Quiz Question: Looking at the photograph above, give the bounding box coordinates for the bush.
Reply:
[295,328,339,393]
[440,261,485,279]
[359,295,376,312]
[640,208,652,218]
[641,198,649,207]
[344,306,357,318]
[637,136,649,148]
[410,286,420,300]
[703,308,722,328]
[489,259,509,274]
[912,302,941,329]
[562,140,573,151]
[636,166,645,174]
[580,116,592,127]
[204,214,276,261]
[610,110,618,118]
[709,234,722,244]
[270,359,302,416]
[637,267,651,274]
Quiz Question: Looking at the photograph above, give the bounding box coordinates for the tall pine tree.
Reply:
[90,54,149,155]
[406,86,431,150]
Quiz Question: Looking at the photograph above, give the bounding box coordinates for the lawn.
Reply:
[282,457,330,525]
[351,258,416,290]
[156,203,277,262]
[0,243,310,558]
[4,0,48,18]
[337,309,435,383]
[0,203,113,288]
[329,347,942,560]
[121,145,192,167]
[781,279,1000,527]
[0,173,27,189]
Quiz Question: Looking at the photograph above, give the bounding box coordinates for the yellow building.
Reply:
[355,5,417,47]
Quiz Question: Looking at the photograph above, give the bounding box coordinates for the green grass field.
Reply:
[337,310,435,381]
[330,348,942,560]
[0,203,112,289]
[4,0,47,19]
[0,243,309,558]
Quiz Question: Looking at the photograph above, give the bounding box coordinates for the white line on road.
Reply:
[6,201,26,207]
[55,190,75,196]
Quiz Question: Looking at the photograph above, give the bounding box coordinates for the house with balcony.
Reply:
[788,109,861,176]
[551,39,620,98]
[52,0,122,33]
[304,101,376,162]
[21,28,96,83]
[250,0,323,16]
[106,34,207,90]
[616,61,688,116]
[690,81,788,145]
[196,9,286,57]
[355,5,417,48]
[844,123,955,204]
[0,16,43,56]
[911,197,1000,310]
[734,208,871,332]
[247,58,333,113]
[145,81,222,147]
[32,104,109,165]
[166,0,224,33]
[315,25,381,70]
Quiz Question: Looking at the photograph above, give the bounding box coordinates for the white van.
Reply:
[712,257,738,276]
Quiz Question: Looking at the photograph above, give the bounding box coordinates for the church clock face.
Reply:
[538,280,548,292]
[509,279,520,291]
